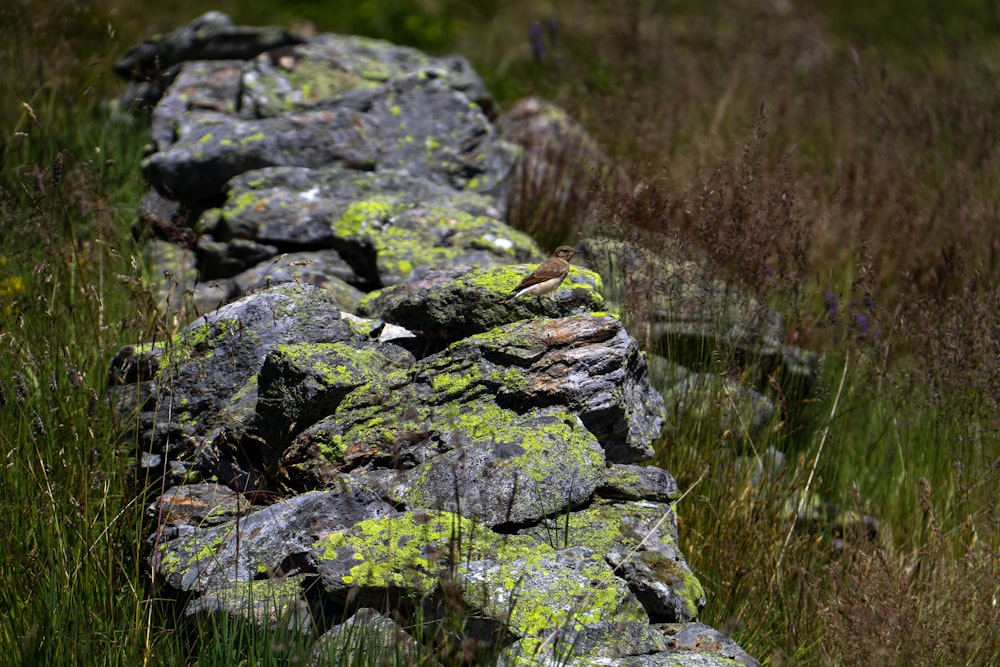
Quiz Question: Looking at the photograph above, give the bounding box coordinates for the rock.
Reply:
[597,464,680,503]
[108,15,774,667]
[280,314,662,482]
[229,250,366,312]
[649,355,776,445]
[310,510,537,606]
[115,282,358,457]
[148,59,246,150]
[580,235,819,402]
[217,166,505,251]
[194,236,279,280]
[183,575,313,635]
[256,340,416,449]
[498,97,625,249]
[147,482,250,538]
[394,411,607,527]
[521,500,705,623]
[357,263,604,345]
[656,622,762,667]
[153,486,392,593]
[241,33,493,117]
[113,11,304,82]
[465,546,667,663]
[309,608,421,667]
[143,71,517,203]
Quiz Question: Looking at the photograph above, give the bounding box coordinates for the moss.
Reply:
[198,133,214,144]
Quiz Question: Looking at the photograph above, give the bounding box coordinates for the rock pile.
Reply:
[109,12,776,666]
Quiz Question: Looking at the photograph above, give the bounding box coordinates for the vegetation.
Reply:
[1,0,998,665]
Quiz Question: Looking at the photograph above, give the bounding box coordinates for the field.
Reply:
[1,1,998,664]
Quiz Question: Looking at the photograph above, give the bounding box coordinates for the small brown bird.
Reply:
[504,245,576,302]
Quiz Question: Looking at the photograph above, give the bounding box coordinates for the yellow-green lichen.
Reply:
[313,511,513,592]
[240,132,266,145]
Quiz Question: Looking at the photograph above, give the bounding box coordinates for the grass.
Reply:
[1,0,998,665]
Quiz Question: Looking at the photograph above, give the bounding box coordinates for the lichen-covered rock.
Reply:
[183,574,313,635]
[656,622,761,667]
[228,250,365,310]
[443,314,664,463]
[147,482,250,543]
[521,500,705,623]
[329,199,542,288]
[144,71,517,203]
[280,314,662,481]
[149,59,246,150]
[256,340,415,448]
[113,282,358,457]
[309,608,422,667]
[463,546,667,663]
[310,510,538,605]
[241,33,493,117]
[111,15,769,667]
[113,11,303,84]
[153,486,392,593]
[357,263,604,345]
[579,236,818,401]
[597,464,680,503]
[216,165,504,249]
[394,411,607,527]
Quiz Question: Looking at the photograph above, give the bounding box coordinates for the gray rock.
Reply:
[217,166,504,252]
[143,71,517,203]
[281,314,662,479]
[121,283,358,456]
[113,11,303,82]
[463,546,666,662]
[229,250,365,311]
[194,235,279,279]
[498,97,625,249]
[153,485,392,593]
[579,236,818,401]
[597,464,680,503]
[309,608,422,667]
[241,33,493,117]
[149,59,245,150]
[256,340,416,449]
[147,482,250,532]
[394,411,607,527]
[357,263,604,345]
[521,500,704,623]
[183,574,313,635]
[438,314,664,463]
[656,622,761,667]
[649,355,776,445]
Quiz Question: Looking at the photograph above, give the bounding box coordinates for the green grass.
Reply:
[1,0,998,665]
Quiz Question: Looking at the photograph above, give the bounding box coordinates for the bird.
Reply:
[504,245,576,302]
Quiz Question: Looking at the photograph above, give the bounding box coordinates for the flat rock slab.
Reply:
[153,486,392,593]
[394,411,607,527]
[144,71,517,203]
